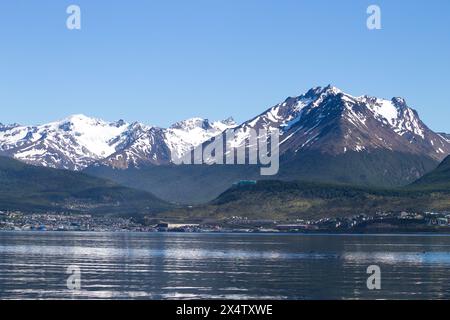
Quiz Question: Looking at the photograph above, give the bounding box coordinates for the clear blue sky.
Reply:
[1,0,449,132]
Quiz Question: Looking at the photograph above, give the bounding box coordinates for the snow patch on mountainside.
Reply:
[367,99,399,125]
[53,114,129,157]
[165,117,237,161]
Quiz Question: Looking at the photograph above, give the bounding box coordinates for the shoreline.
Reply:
[2,229,450,236]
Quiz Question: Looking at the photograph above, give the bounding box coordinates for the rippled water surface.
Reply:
[0,231,450,299]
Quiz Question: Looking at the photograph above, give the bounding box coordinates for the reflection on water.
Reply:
[342,252,450,265]
[0,232,450,299]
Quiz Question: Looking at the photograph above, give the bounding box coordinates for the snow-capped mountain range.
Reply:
[0,114,237,170]
[1,85,449,171]
[223,85,450,161]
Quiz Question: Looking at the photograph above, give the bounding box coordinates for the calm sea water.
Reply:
[0,231,449,300]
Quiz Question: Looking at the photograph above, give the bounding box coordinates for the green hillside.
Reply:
[409,156,450,191]
[187,154,449,221]
[159,179,450,222]
[0,156,172,216]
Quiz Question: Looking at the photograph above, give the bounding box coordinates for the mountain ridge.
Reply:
[218,85,449,161]
[2,86,448,171]
[0,114,236,170]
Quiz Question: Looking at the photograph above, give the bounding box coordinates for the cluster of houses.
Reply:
[0,211,150,232]
[1,210,450,233]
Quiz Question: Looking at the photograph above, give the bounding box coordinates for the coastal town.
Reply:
[1,210,450,233]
